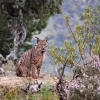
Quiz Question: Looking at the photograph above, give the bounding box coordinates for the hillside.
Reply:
[33,0,100,72]
[0,1,100,99]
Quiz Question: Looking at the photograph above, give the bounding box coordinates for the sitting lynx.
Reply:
[16,37,48,79]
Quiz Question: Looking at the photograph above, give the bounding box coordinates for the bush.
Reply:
[49,4,100,100]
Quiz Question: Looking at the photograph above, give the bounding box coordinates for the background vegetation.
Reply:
[39,0,100,73]
[0,0,63,59]
[49,4,100,100]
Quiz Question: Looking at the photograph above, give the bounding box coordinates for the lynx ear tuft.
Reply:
[45,37,48,42]
[35,37,40,43]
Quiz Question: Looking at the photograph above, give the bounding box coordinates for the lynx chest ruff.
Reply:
[42,52,46,62]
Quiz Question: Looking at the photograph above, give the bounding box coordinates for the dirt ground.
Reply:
[0,75,58,87]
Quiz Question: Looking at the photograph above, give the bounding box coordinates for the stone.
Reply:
[4,71,16,76]
[20,80,42,94]
[0,68,5,75]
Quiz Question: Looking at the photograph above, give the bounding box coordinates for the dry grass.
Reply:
[0,75,58,87]
[0,76,33,87]
[2,60,15,71]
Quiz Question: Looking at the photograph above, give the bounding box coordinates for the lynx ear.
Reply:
[45,37,48,42]
[35,37,40,43]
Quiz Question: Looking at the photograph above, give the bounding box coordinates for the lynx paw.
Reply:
[38,75,44,78]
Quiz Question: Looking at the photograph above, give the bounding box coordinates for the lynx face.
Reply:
[36,37,48,54]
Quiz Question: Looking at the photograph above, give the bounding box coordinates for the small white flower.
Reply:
[83,73,88,78]
[97,86,100,91]
[94,75,97,79]
[80,89,83,93]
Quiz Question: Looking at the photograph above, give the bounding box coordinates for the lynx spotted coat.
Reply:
[16,37,48,78]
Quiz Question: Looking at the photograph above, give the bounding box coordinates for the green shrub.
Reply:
[49,4,100,100]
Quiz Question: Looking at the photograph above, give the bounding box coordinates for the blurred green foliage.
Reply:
[49,4,100,100]
[0,0,63,57]
[49,4,100,67]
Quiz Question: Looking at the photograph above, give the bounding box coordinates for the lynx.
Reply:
[16,37,48,78]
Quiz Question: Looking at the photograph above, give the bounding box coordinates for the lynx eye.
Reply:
[45,45,47,48]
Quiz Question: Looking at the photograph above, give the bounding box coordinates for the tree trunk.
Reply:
[56,60,68,100]
[6,0,27,64]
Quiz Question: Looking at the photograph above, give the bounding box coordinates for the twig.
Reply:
[56,59,67,99]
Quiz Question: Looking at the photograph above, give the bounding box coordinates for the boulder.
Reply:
[20,80,42,94]
[4,70,16,76]
[0,68,5,75]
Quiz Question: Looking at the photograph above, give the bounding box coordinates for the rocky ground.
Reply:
[0,59,59,100]
[0,75,58,100]
[0,75,58,87]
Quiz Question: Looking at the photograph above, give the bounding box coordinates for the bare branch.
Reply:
[8,20,17,37]
[19,9,27,44]
[56,59,67,100]
[20,0,26,8]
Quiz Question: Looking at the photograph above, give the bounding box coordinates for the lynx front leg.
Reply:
[37,67,43,78]
[18,61,28,77]
[31,64,38,79]
[27,68,32,77]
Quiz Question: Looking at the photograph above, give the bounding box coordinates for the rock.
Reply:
[0,68,5,75]
[4,71,16,76]
[20,80,42,94]
[0,54,3,60]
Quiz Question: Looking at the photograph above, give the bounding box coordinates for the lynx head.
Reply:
[35,37,48,53]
